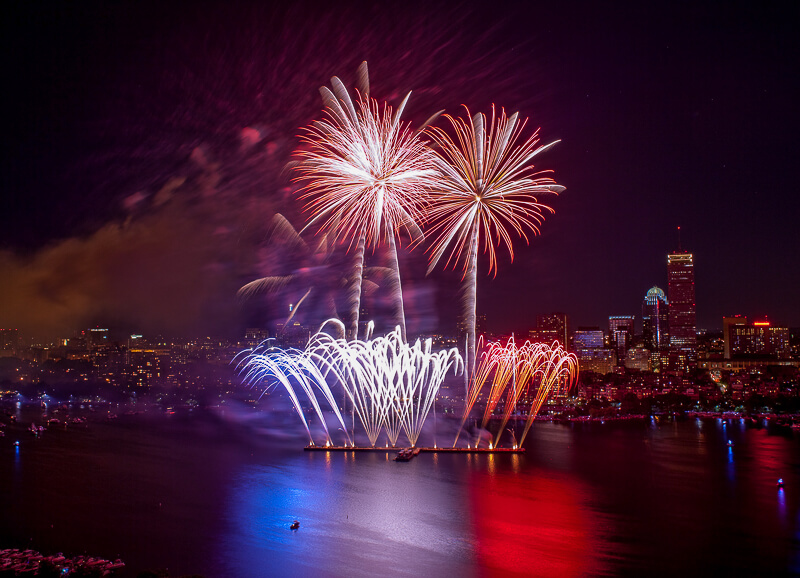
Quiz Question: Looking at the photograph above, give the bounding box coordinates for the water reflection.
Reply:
[221,452,477,577]
[2,414,797,576]
[470,467,610,576]
[726,446,735,484]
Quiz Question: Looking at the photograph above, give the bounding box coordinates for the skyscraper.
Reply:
[722,315,747,359]
[535,312,569,348]
[667,251,696,373]
[642,286,669,351]
[608,315,635,362]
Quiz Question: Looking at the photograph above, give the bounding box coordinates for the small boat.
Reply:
[290,520,300,530]
[726,440,733,447]
[777,478,785,488]
[394,448,413,462]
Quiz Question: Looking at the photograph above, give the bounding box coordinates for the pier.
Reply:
[304,445,525,454]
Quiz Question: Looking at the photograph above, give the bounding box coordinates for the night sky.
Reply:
[2,1,798,339]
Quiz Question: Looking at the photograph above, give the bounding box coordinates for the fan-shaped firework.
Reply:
[425,106,565,386]
[294,62,438,340]
[238,319,463,448]
[237,341,353,447]
[307,320,462,447]
[453,337,578,447]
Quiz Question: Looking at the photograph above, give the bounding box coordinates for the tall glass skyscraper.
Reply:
[642,286,669,351]
[667,251,696,373]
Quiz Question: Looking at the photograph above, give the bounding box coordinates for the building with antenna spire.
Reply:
[667,238,696,373]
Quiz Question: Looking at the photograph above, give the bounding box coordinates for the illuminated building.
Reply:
[573,327,615,374]
[642,287,669,351]
[608,315,634,362]
[83,327,109,350]
[729,319,790,359]
[624,344,651,371]
[244,328,270,348]
[127,345,171,387]
[667,250,696,373]
[573,327,604,350]
[722,316,747,359]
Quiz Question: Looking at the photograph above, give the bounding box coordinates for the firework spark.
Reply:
[424,106,565,385]
[294,63,438,340]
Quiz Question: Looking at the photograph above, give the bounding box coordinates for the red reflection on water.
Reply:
[471,468,606,577]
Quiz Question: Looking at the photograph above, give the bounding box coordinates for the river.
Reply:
[1,407,798,577]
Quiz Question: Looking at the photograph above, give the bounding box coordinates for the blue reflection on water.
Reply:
[726,446,735,484]
[219,452,477,577]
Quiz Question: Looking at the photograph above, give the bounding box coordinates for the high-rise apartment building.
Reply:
[667,250,696,373]
[642,287,669,351]
[530,313,569,348]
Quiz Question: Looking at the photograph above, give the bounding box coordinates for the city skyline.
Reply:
[1,2,799,338]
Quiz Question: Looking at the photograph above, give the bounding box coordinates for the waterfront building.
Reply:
[576,349,617,375]
[667,250,696,373]
[573,327,615,374]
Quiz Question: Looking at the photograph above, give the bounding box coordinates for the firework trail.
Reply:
[294,62,438,341]
[424,106,565,392]
[453,337,578,447]
[237,213,340,329]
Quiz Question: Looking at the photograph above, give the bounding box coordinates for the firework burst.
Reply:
[424,106,565,384]
[294,63,438,340]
